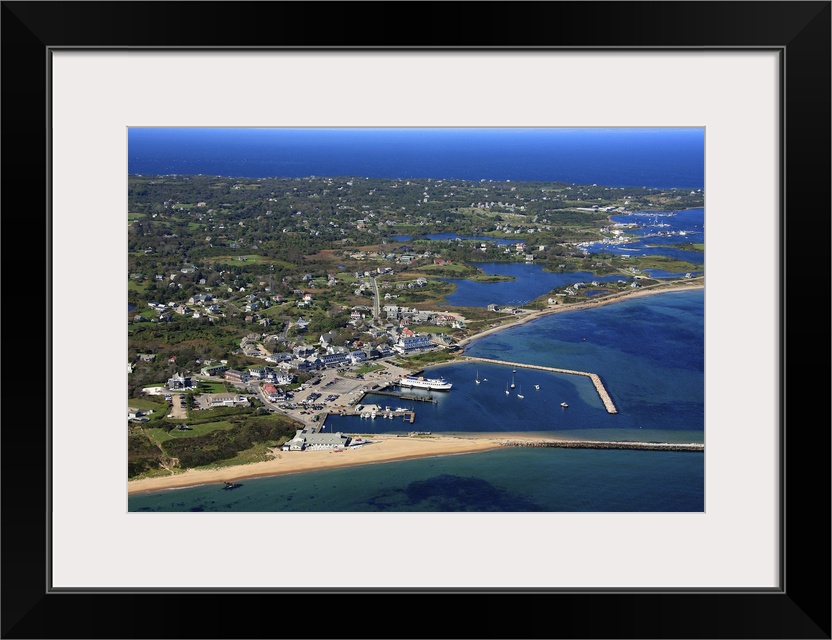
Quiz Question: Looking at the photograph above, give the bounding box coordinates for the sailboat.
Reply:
[475,370,481,384]
[517,385,524,399]
[510,375,515,389]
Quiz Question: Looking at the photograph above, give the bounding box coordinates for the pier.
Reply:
[322,407,417,424]
[500,439,703,452]
[463,356,619,414]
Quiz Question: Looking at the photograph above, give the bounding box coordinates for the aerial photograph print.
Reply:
[126,126,705,513]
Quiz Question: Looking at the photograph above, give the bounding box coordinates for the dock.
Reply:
[321,408,417,424]
[463,356,619,414]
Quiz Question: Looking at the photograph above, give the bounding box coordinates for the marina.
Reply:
[462,356,619,414]
[126,128,705,517]
[323,405,417,424]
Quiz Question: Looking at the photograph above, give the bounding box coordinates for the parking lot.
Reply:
[168,393,188,419]
[269,360,415,427]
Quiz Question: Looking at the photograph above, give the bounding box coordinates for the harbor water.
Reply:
[129,289,704,512]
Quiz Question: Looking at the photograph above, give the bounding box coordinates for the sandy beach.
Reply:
[129,280,703,496]
[128,433,514,495]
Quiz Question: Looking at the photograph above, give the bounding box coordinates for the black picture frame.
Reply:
[3,2,829,638]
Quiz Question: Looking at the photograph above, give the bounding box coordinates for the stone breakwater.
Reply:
[500,440,704,452]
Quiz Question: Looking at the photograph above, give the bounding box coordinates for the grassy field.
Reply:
[193,441,285,470]
[393,349,460,368]
[128,280,150,293]
[418,263,477,277]
[128,398,169,422]
[353,363,385,375]
[214,254,268,266]
[145,420,236,444]
[195,380,231,394]
[144,427,173,446]
[426,325,458,334]
[129,398,168,410]
[207,255,295,268]
[629,256,701,273]
[467,273,515,283]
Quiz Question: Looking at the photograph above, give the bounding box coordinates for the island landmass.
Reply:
[128,174,704,492]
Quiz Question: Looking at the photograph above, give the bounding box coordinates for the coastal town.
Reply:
[128,173,704,484]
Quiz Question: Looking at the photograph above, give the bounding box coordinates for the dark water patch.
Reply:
[128,447,704,512]
[366,474,543,512]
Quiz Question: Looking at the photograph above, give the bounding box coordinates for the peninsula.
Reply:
[128,173,704,487]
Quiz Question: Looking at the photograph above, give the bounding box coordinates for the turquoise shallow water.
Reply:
[129,447,703,512]
[129,289,704,513]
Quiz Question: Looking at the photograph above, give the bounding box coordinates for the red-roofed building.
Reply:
[262,383,280,401]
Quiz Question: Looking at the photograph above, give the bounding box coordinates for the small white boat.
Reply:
[505,383,510,395]
[560,402,569,408]
[475,370,481,384]
[517,385,524,399]
[510,375,515,389]
[534,384,540,390]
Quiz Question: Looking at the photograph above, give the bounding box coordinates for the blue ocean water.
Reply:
[128,127,704,512]
[330,288,704,440]
[586,208,705,265]
[128,447,703,512]
[389,208,704,306]
[128,127,704,189]
[438,262,629,307]
[128,289,704,512]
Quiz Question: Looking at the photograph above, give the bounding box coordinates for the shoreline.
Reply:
[127,430,704,497]
[128,282,704,498]
[128,433,511,496]
[457,279,703,347]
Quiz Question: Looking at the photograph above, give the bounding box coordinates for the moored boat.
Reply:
[399,375,453,391]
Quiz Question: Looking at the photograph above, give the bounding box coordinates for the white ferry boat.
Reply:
[399,375,453,391]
